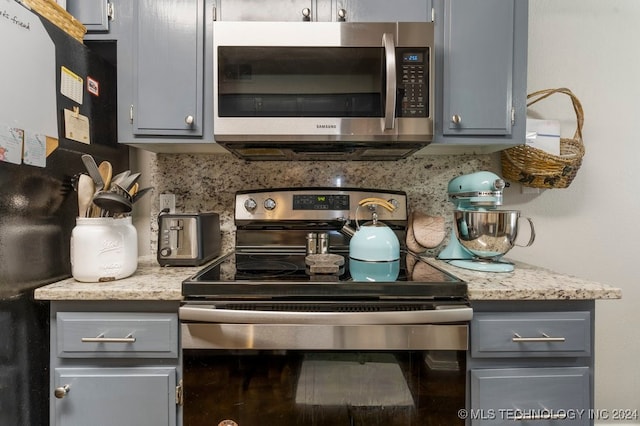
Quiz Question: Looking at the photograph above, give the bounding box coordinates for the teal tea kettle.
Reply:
[347,198,400,282]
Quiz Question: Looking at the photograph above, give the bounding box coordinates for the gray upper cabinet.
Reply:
[339,0,432,22]
[67,0,112,32]
[426,0,528,153]
[217,0,432,22]
[217,0,319,21]
[132,0,204,137]
[443,0,514,136]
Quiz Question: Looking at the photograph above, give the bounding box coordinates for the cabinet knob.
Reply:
[185,115,195,125]
[451,114,462,124]
[218,421,238,426]
[54,385,70,399]
[302,8,311,21]
[337,8,347,21]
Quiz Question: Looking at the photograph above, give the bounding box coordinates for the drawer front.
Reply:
[470,367,590,425]
[471,311,591,357]
[57,312,178,358]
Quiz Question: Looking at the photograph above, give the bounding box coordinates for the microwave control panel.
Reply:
[397,48,429,118]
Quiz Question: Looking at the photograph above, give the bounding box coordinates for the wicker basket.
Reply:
[501,88,585,189]
[22,0,86,42]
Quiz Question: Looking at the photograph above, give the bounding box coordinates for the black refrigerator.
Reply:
[0,2,128,425]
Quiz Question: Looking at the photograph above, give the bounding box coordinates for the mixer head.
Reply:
[447,171,506,210]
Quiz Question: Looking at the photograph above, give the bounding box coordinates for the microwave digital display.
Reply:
[402,52,423,63]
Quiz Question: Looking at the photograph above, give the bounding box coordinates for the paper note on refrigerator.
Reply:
[0,0,58,140]
[526,119,561,156]
[23,131,47,167]
[0,125,24,165]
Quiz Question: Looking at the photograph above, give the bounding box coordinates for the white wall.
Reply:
[505,1,639,422]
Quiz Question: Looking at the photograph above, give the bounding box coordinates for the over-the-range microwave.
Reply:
[213,21,434,161]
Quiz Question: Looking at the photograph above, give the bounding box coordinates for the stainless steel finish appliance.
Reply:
[438,171,536,273]
[180,188,470,425]
[157,212,221,266]
[213,22,434,160]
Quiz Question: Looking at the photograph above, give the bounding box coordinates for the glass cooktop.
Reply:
[182,251,466,300]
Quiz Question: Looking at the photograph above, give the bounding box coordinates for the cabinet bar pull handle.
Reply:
[512,333,565,343]
[81,333,136,343]
[511,411,568,421]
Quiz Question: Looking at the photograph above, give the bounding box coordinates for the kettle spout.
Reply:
[339,221,356,237]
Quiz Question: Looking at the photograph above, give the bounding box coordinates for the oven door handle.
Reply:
[179,305,472,325]
[383,32,397,130]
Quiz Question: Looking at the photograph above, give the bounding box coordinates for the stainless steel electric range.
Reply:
[180,188,470,426]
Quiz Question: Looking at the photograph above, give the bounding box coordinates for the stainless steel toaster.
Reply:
[157,212,221,266]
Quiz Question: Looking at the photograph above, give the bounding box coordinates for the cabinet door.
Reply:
[218,0,315,21]
[53,367,177,426]
[442,0,514,137]
[470,367,590,425]
[67,0,111,32]
[339,0,432,22]
[133,0,204,136]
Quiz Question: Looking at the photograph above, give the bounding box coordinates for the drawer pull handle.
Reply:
[512,333,566,343]
[81,333,136,343]
[512,410,567,421]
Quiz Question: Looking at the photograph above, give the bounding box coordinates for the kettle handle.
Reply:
[355,197,396,229]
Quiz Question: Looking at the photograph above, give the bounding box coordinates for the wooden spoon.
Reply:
[98,161,113,191]
[77,174,94,217]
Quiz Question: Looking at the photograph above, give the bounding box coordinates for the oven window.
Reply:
[184,350,465,425]
[217,47,384,118]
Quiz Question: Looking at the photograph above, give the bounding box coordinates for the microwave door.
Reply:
[383,32,397,131]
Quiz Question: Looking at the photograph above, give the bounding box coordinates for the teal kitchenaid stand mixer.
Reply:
[437,171,536,272]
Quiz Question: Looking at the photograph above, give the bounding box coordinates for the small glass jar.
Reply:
[71,216,137,282]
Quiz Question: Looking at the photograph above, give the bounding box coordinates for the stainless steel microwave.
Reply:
[213,21,434,160]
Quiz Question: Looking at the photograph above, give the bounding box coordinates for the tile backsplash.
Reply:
[148,152,496,255]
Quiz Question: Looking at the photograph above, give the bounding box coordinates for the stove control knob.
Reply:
[264,198,276,210]
[244,198,257,212]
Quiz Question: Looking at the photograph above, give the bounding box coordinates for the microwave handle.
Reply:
[382,33,397,130]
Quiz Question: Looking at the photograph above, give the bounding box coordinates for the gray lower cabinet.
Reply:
[53,367,177,426]
[49,301,182,426]
[468,301,595,426]
[470,367,590,425]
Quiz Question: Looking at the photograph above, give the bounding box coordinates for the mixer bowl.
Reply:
[453,210,529,259]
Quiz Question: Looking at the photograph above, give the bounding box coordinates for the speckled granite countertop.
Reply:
[34,255,621,302]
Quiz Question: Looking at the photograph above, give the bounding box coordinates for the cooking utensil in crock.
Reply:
[77,174,94,217]
[131,187,153,203]
[91,190,133,215]
[81,154,104,191]
[98,161,112,191]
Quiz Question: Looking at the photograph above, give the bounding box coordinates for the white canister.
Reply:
[71,217,138,282]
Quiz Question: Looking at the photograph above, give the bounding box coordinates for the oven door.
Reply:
[213,21,434,145]
[181,305,469,425]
